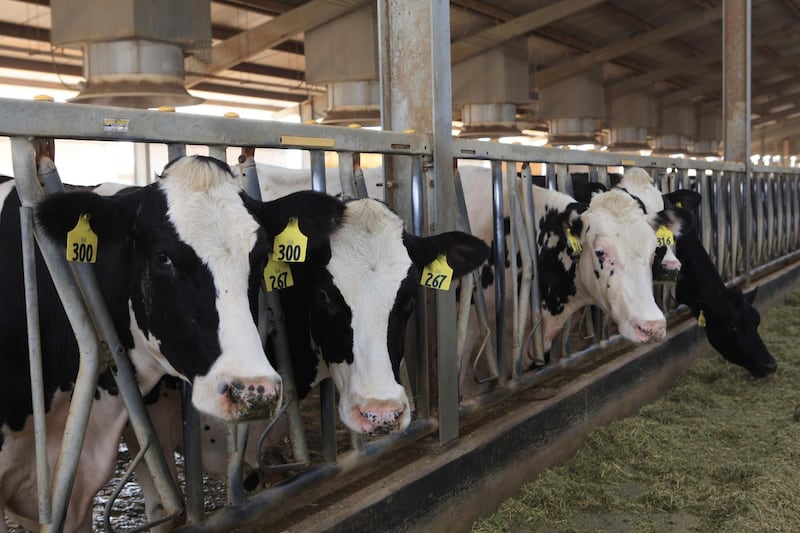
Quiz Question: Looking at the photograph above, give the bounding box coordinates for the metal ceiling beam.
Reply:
[752,103,800,127]
[662,48,800,106]
[753,114,800,142]
[606,28,799,98]
[185,0,370,88]
[606,52,720,98]
[450,0,605,64]
[536,4,723,87]
[192,81,309,102]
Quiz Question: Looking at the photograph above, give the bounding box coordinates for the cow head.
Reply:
[695,289,777,377]
[575,189,676,344]
[35,156,343,422]
[281,199,488,435]
[616,167,696,282]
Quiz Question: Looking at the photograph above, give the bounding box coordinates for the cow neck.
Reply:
[675,232,728,316]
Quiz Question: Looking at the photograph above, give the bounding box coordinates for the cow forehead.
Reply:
[584,191,656,255]
[327,200,411,305]
[159,158,260,264]
[619,168,664,213]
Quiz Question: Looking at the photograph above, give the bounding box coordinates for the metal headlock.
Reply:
[13,138,183,532]
[5,95,800,531]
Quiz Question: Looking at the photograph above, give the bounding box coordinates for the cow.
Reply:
[0,155,346,532]
[458,165,690,369]
[134,188,489,530]
[665,191,778,377]
[243,161,385,201]
[566,167,777,377]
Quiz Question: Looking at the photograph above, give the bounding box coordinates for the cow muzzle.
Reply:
[631,319,667,343]
[349,399,408,436]
[193,374,282,422]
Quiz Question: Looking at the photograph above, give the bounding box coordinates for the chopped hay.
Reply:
[473,288,800,533]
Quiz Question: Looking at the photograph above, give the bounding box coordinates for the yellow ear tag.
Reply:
[421,254,453,291]
[698,309,707,328]
[66,213,98,263]
[263,253,294,291]
[675,201,683,208]
[273,217,308,263]
[656,225,675,247]
[566,228,582,256]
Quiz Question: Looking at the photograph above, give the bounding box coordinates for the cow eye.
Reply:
[318,289,330,304]
[156,252,173,268]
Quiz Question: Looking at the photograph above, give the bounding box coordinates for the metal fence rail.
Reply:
[3,96,800,531]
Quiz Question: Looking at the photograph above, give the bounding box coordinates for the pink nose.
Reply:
[351,400,406,435]
[633,320,666,343]
[216,377,281,421]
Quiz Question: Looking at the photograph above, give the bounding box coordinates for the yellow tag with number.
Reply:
[421,254,453,291]
[263,253,294,291]
[66,213,98,263]
[656,225,675,247]
[273,217,308,263]
[698,309,707,328]
[566,228,582,256]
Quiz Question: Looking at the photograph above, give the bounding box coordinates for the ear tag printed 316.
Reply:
[656,225,675,247]
[273,217,308,262]
[263,253,294,291]
[566,228,582,256]
[421,254,453,291]
[66,213,98,263]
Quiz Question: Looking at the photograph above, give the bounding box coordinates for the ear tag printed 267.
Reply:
[66,213,98,263]
[263,253,294,291]
[273,217,308,263]
[656,225,675,247]
[421,254,453,291]
[566,228,582,256]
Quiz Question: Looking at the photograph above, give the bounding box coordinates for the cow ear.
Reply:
[663,189,701,212]
[35,190,135,244]
[561,202,587,237]
[252,190,345,250]
[404,231,490,278]
[652,206,693,238]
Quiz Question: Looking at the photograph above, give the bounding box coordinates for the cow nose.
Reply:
[352,400,406,435]
[634,320,666,343]
[653,261,680,282]
[217,377,281,421]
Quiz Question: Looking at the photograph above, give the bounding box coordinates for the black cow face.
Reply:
[702,289,777,377]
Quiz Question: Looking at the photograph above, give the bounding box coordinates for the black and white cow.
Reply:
[0,155,345,531]
[459,165,689,365]
[134,191,489,529]
[569,167,777,377]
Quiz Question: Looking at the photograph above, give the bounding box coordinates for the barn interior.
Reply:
[1,0,799,162]
[3,2,800,532]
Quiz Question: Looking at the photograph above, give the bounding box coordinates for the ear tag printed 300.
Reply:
[264,253,294,291]
[273,217,308,262]
[66,213,98,263]
[656,225,675,247]
[421,254,453,291]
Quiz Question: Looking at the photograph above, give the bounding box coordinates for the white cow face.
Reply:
[305,199,489,435]
[576,190,667,344]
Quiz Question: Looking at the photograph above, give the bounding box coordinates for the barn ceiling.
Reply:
[1,0,799,155]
